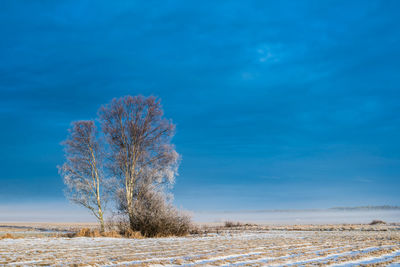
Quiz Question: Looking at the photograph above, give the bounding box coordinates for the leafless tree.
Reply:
[98,95,180,229]
[59,121,108,232]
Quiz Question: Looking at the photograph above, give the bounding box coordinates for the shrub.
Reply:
[112,215,130,234]
[102,230,122,238]
[128,190,192,237]
[123,229,143,238]
[75,228,93,237]
[224,221,243,228]
[0,233,16,239]
[369,220,386,225]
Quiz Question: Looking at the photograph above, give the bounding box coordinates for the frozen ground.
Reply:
[1,226,400,266]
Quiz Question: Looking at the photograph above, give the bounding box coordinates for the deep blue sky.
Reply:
[1,1,400,217]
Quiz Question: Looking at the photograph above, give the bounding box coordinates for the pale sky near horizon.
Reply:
[1,1,400,221]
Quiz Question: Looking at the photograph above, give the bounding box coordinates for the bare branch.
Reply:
[59,120,107,232]
[98,95,180,225]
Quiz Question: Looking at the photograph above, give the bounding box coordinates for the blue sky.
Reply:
[0,1,400,219]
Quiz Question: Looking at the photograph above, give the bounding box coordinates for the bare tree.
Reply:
[59,121,108,232]
[98,95,179,229]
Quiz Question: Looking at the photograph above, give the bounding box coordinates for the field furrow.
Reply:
[1,229,399,266]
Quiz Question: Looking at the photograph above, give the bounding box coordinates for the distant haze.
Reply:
[0,202,94,223]
[194,208,400,224]
[1,202,399,224]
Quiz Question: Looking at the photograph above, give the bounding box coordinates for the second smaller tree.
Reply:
[59,121,108,232]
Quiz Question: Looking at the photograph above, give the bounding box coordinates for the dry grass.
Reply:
[0,233,17,239]
[122,229,143,239]
[63,228,143,239]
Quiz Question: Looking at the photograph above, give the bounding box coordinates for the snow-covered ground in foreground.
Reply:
[1,229,400,266]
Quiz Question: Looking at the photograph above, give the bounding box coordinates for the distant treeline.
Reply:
[329,205,400,211]
[207,205,400,214]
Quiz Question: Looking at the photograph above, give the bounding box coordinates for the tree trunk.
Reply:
[99,215,105,233]
[126,177,135,230]
[127,197,135,230]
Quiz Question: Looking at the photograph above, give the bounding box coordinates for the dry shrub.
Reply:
[75,228,92,237]
[189,225,203,235]
[123,229,143,238]
[72,228,102,237]
[66,228,127,238]
[224,221,243,228]
[91,229,103,237]
[108,214,137,238]
[114,215,130,233]
[189,225,213,236]
[101,230,122,238]
[369,220,386,225]
[128,190,191,237]
[0,233,16,239]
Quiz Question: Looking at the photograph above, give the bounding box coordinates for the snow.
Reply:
[332,249,400,266]
[0,230,399,266]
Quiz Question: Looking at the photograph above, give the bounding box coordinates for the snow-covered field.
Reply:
[1,227,400,266]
